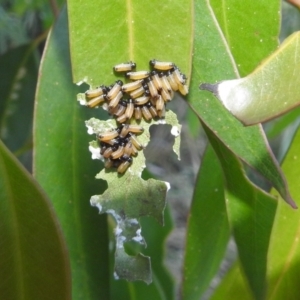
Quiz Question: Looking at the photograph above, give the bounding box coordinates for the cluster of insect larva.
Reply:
[84,59,188,174]
[84,59,188,123]
[98,124,144,174]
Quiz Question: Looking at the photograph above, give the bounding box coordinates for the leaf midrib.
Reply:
[126,0,134,60]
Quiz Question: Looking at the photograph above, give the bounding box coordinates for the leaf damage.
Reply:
[84,111,180,283]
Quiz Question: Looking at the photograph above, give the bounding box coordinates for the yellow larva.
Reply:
[125,71,150,80]
[98,130,119,142]
[119,124,129,138]
[178,82,189,96]
[141,105,152,121]
[127,124,144,133]
[124,142,133,156]
[161,88,172,102]
[134,105,142,120]
[85,86,106,99]
[129,133,143,150]
[172,68,185,85]
[117,157,133,174]
[155,95,164,111]
[159,72,172,92]
[157,104,166,119]
[149,59,175,71]
[146,78,158,100]
[116,114,128,123]
[122,80,143,93]
[151,71,162,91]
[134,95,150,106]
[112,101,127,117]
[86,94,106,108]
[130,86,145,99]
[125,99,134,119]
[102,147,113,158]
[108,91,123,109]
[114,62,136,72]
[111,144,125,159]
[131,144,138,156]
[147,102,158,118]
[107,80,123,101]
[166,70,178,91]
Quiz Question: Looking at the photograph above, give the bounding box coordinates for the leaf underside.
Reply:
[201,32,300,126]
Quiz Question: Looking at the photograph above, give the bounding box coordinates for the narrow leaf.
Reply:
[200,32,300,126]
[182,145,230,300]
[34,8,110,300]
[210,264,253,300]
[205,125,278,300]
[267,126,300,300]
[0,140,71,300]
[189,0,295,208]
[210,125,300,300]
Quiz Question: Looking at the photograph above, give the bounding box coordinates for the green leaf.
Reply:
[210,264,253,300]
[189,0,295,208]
[85,113,180,283]
[182,145,230,300]
[67,0,192,283]
[67,0,193,86]
[210,124,300,300]
[206,125,278,300]
[34,8,110,300]
[0,139,71,300]
[201,32,300,126]
[267,126,300,300]
[210,0,280,76]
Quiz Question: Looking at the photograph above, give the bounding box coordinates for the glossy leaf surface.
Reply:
[67,0,192,283]
[210,264,253,300]
[67,0,193,86]
[0,140,71,300]
[206,124,277,300]
[182,145,230,300]
[210,0,280,76]
[201,32,300,126]
[210,126,300,300]
[189,0,295,208]
[34,8,110,300]
[267,127,300,300]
